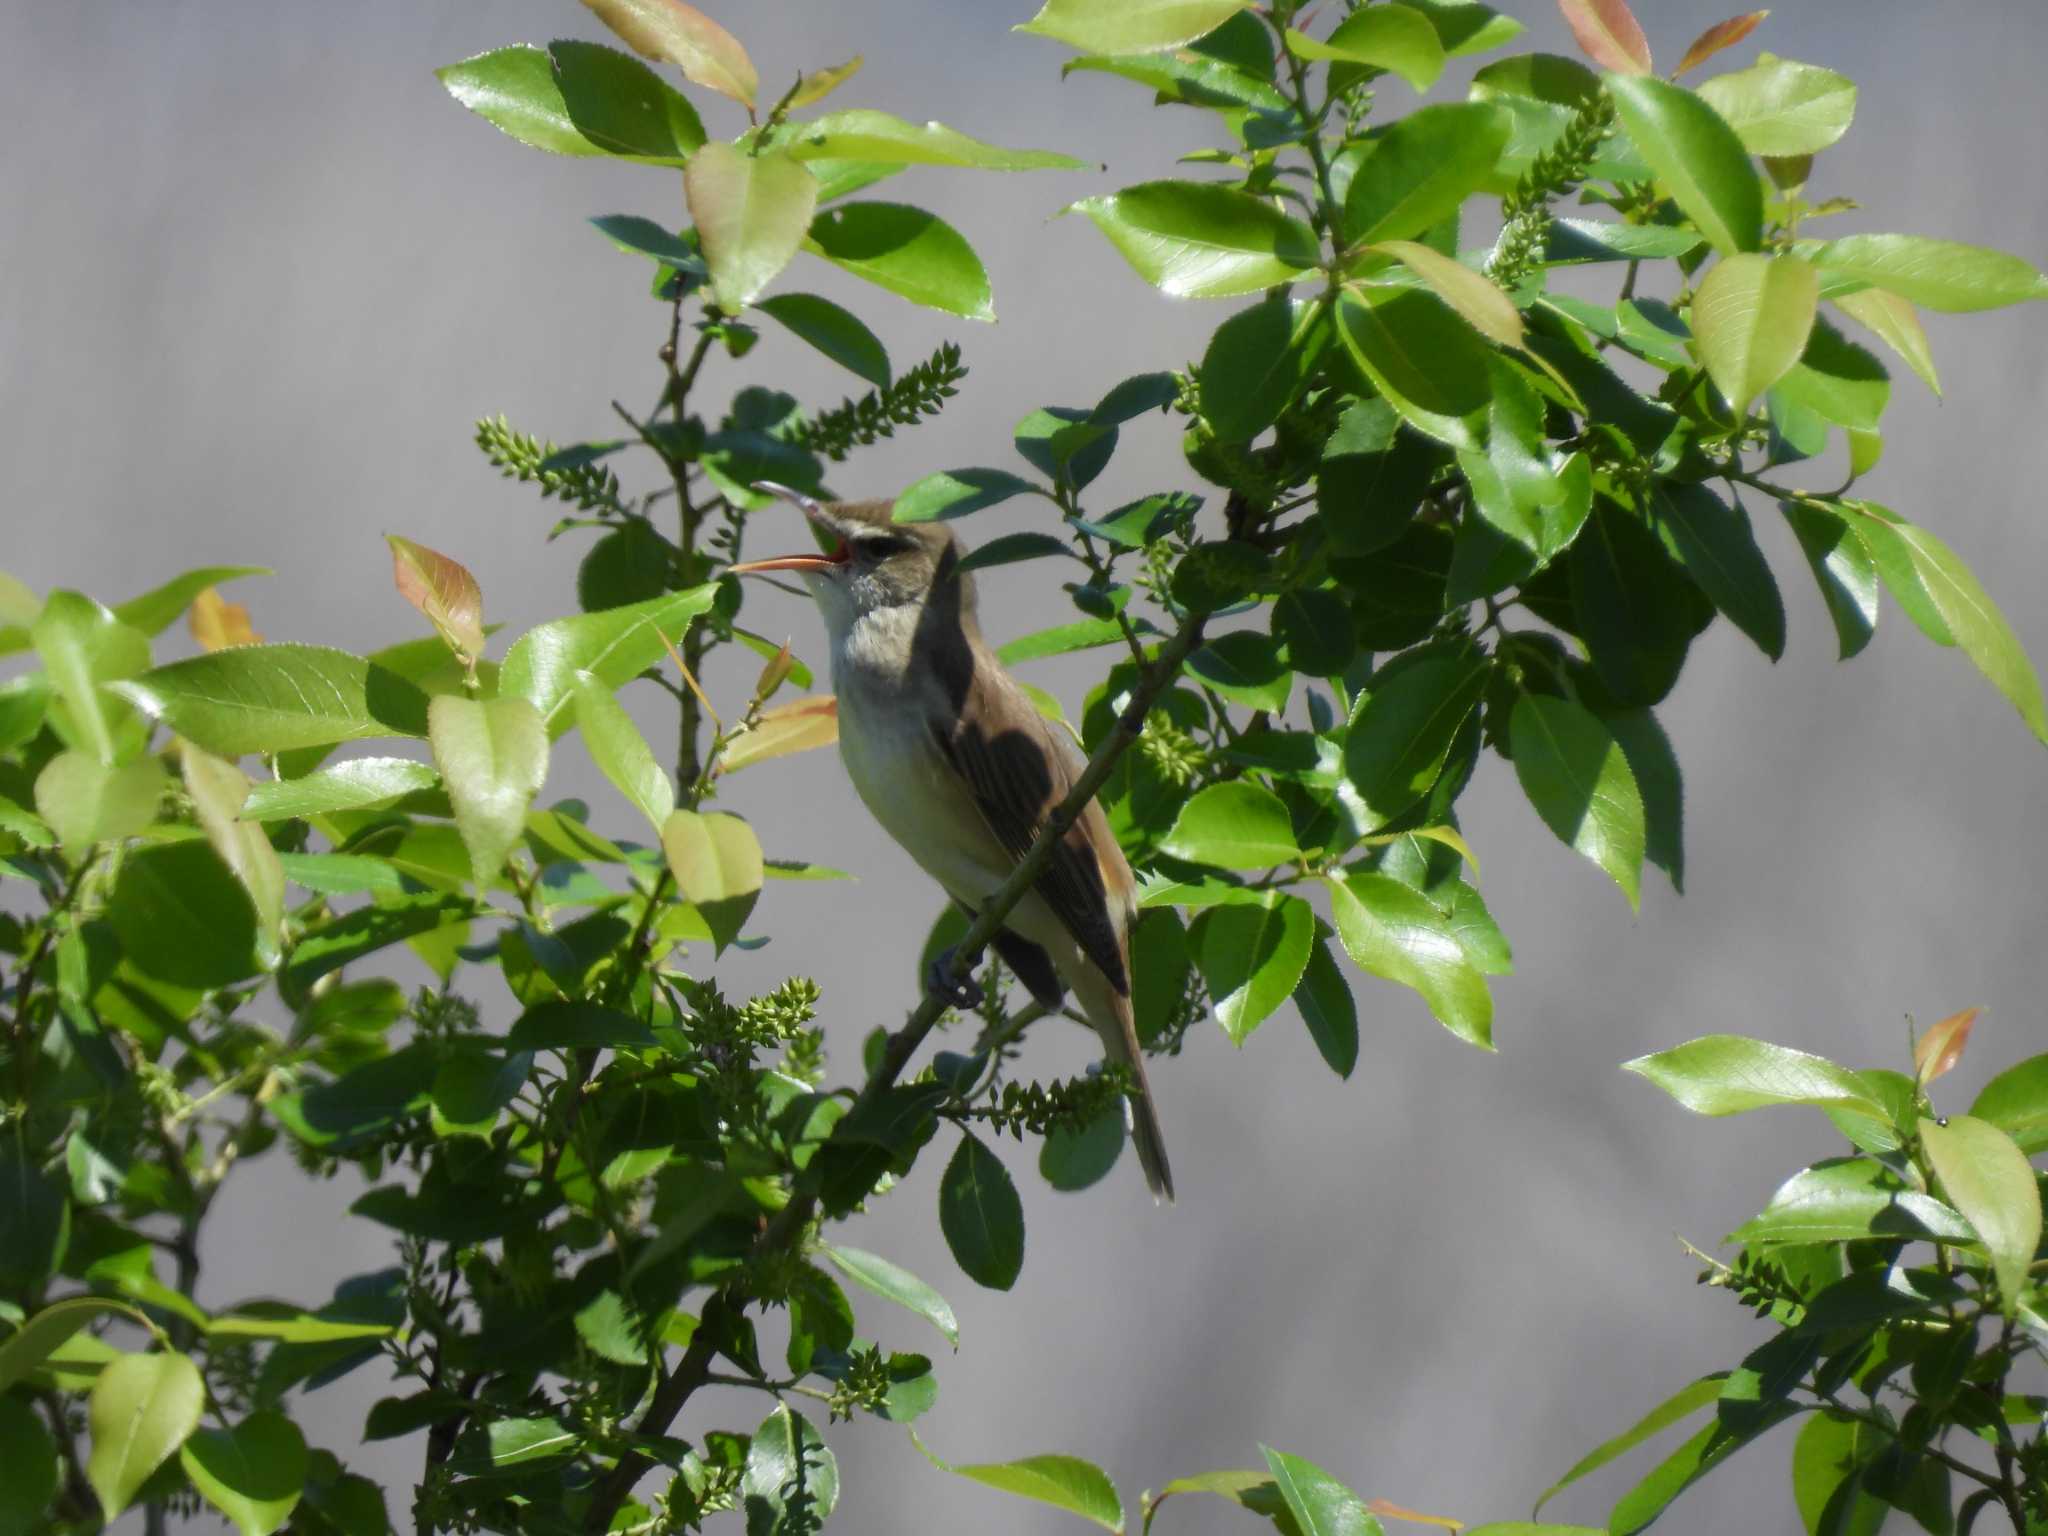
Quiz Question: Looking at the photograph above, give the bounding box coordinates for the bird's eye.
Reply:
[853,535,912,561]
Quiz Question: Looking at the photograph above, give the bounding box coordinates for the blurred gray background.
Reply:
[5,1,2046,1531]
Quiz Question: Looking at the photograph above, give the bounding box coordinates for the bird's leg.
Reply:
[925,946,985,1010]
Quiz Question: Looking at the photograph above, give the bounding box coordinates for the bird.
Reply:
[727,482,1174,1201]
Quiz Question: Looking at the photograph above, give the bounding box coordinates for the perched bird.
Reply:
[728,483,1174,1200]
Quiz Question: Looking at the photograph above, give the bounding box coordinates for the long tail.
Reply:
[1093,988,1175,1203]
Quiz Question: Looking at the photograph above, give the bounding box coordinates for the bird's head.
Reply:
[728,482,972,638]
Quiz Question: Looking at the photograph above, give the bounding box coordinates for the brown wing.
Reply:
[930,664,1133,995]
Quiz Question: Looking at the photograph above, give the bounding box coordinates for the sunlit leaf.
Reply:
[1696,53,1856,156]
[783,109,1083,171]
[807,202,995,321]
[1674,12,1769,77]
[428,695,550,886]
[1913,1006,1979,1086]
[386,536,484,664]
[1558,0,1650,74]
[86,1352,205,1520]
[180,1414,307,1536]
[686,143,819,313]
[1623,1034,1889,1119]
[1069,180,1319,300]
[661,808,763,951]
[1606,74,1762,254]
[1920,1114,2043,1313]
[1812,232,2048,313]
[1691,252,1818,417]
[579,0,757,108]
[1016,0,1251,56]
[1285,5,1445,92]
[1324,872,1492,1048]
[716,694,839,773]
[570,670,674,832]
[189,588,262,651]
[1508,692,1644,907]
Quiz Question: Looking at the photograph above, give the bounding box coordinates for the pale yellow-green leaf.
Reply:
[86,1352,205,1519]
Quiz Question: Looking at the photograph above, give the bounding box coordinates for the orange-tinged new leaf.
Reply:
[791,56,863,110]
[1913,1006,1979,1085]
[656,624,721,730]
[188,588,261,651]
[1367,1497,1465,1531]
[753,640,796,703]
[387,536,485,663]
[1674,11,1768,77]
[580,0,758,110]
[717,694,838,773]
[1558,0,1651,75]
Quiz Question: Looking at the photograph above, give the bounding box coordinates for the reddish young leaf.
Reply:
[1674,11,1768,77]
[387,535,485,663]
[1913,1006,1979,1085]
[752,640,795,703]
[717,694,838,774]
[580,0,758,110]
[188,588,261,651]
[1558,0,1652,75]
[656,623,721,729]
[791,56,863,110]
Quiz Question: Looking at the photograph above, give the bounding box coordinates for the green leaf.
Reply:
[1780,501,1877,660]
[996,618,1134,665]
[33,591,151,765]
[1600,707,1683,894]
[1569,502,1713,706]
[1186,631,1292,712]
[1016,0,1250,56]
[1534,1375,1726,1514]
[1195,893,1316,1045]
[1294,937,1359,1077]
[1333,286,1493,449]
[1508,693,1644,907]
[955,533,1074,576]
[0,1299,156,1393]
[1696,55,1857,156]
[571,671,674,833]
[1624,1034,1890,1119]
[1648,483,1785,659]
[0,1397,58,1536]
[1789,1413,1887,1536]
[1729,1157,1975,1246]
[33,751,166,849]
[428,695,549,886]
[1372,240,1524,350]
[894,468,1042,523]
[1344,648,1490,826]
[1039,1107,1124,1192]
[1847,503,2048,743]
[1063,51,1288,115]
[1404,0,1523,56]
[1972,1052,2048,1156]
[500,585,720,734]
[1608,1406,1799,1536]
[1772,316,1889,431]
[111,566,268,638]
[931,1441,1125,1534]
[1160,780,1301,868]
[1198,295,1329,443]
[807,202,995,321]
[240,758,439,821]
[1812,233,2048,313]
[1606,74,1763,253]
[86,1351,205,1520]
[437,43,703,162]
[821,1244,959,1347]
[1068,180,1319,299]
[687,143,819,313]
[1260,1446,1381,1536]
[581,0,756,109]
[284,895,474,992]
[741,1404,839,1534]
[1544,217,1703,263]
[114,644,430,756]
[1341,102,1510,245]
[939,1132,1025,1290]
[783,109,1083,171]
[1920,1115,2043,1313]
[180,1413,307,1536]
[206,1313,395,1345]
[591,213,705,271]
[1324,872,1492,1048]
[755,292,890,387]
[1286,5,1444,91]
[1832,287,1939,396]
[1691,252,1819,417]
[182,744,285,961]
[662,808,764,953]
[1274,589,1355,677]
[429,1051,533,1139]
[0,1156,71,1294]
[109,840,262,988]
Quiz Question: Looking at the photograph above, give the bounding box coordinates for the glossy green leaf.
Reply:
[1069,180,1318,299]
[1195,892,1316,1044]
[783,109,1082,171]
[1325,872,1491,1047]
[755,292,890,386]
[1853,503,2047,742]
[1064,50,1287,114]
[687,143,818,313]
[1971,1052,2048,1156]
[1286,5,1444,91]
[662,808,764,953]
[1534,1375,1725,1514]
[0,1299,156,1393]
[437,42,703,162]
[1832,287,1939,396]
[1261,1446,1381,1536]
[1199,295,1328,443]
[1160,780,1301,868]
[112,565,268,638]
[821,1244,959,1346]
[1508,693,1644,906]
[500,585,719,734]
[429,695,549,886]
[937,1445,1125,1534]
[86,1351,205,1519]
[939,1133,1024,1290]
[109,840,262,988]
[1772,316,1889,431]
[1624,1034,1890,1119]
[33,750,166,849]
[1789,1413,1887,1536]
[591,213,704,271]
[996,617,1134,664]
[954,532,1074,575]
[1608,1406,1799,1536]
[1344,648,1490,826]
[894,468,1041,523]
[241,757,439,821]
[1606,74,1763,253]
[0,1397,58,1536]
[740,1404,838,1533]
[1729,1157,1975,1246]
[1372,240,1524,349]
[1921,1114,2042,1313]
[1697,55,1857,156]
[1780,501,1877,660]
[1648,483,1785,659]
[1294,938,1359,1078]
[33,591,151,765]
[180,1413,307,1536]
[1691,252,1819,417]
[571,670,673,833]
[1333,286,1493,449]
[1184,631,1290,713]
[1812,233,2048,313]
[1016,0,1250,55]
[115,644,430,755]
[806,201,994,320]
[1342,102,1510,246]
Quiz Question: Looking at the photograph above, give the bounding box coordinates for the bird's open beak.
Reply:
[725,481,849,576]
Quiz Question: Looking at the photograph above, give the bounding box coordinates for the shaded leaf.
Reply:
[1509,693,1644,907]
[755,293,890,386]
[821,1245,958,1347]
[938,1133,1024,1290]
